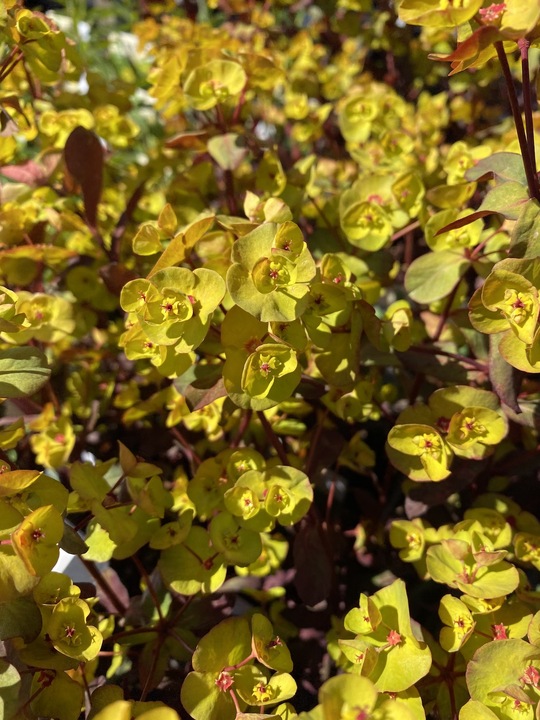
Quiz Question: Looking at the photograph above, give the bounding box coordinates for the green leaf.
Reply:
[184,59,247,111]
[459,700,499,720]
[387,424,453,482]
[157,203,178,235]
[12,505,64,576]
[30,669,84,720]
[481,267,539,345]
[446,406,507,453]
[510,199,540,259]
[426,541,520,598]
[405,251,469,304]
[90,700,132,720]
[0,595,41,642]
[319,674,378,719]
[0,346,51,398]
[147,214,215,278]
[235,666,297,706]
[251,614,293,672]
[345,594,381,635]
[194,616,252,672]
[397,0,483,27]
[180,671,238,720]
[439,595,475,652]
[0,658,21,720]
[132,223,162,256]
[465,152,527,185]
[500,0,540,38]
[82,520,116,562]
[227,223,316,322]
[33,571,78,605]
[368,579,432,692]
[477,181,530,221]
[158,526,227,595]
[500,330,540,373]
[70,461,111,502]
[138,708,181,720]
[207,134,248,170]
[466,639,540,703]
[59,523,88,555]
[208,512,262,566]
[46,598,103,661]
[0,469,41,498]
[468,286,509,336]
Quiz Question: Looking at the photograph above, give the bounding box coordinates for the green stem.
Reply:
[495,41,540,200]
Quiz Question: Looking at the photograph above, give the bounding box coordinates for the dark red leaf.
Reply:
[64,126,104,230]
[435,210,496,236]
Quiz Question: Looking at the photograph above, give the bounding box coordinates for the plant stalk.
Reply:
[257,411,289,465]
[519,38,537,180]
[495,41,540,201]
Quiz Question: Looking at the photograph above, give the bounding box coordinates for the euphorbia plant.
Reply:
[0,1,540,719]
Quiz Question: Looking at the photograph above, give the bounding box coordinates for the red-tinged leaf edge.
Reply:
[429,25,502,75]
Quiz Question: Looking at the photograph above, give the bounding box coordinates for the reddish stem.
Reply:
[495,41,540,200]
[257,411,289,464]
[133,554,164,623]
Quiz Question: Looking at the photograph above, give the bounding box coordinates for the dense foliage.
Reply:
[1,0,540,718]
